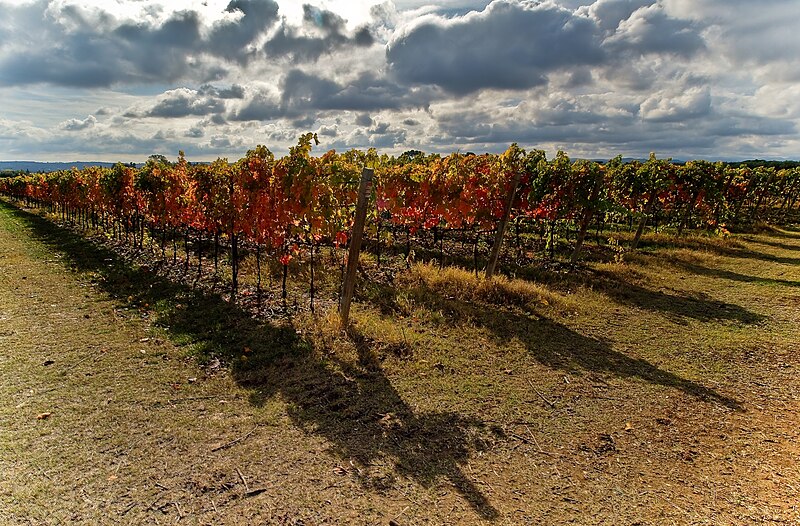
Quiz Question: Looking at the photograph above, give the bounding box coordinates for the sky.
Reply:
[0,0,798,162]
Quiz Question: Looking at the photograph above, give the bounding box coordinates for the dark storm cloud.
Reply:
[317,124,338,137]
[0,2,120,90]
[371,122,391,135]
[231,91,284,121]
[563,68,595,88]
[210,136,234,149]
[366,124,407,148]
[114,10,202,50]
[291,114,319,127]
[705,114,796,138]
[208,114,229,126]
[0,53,115,87]
[604,5,705,57]
[231,70,437,121]
[355,113,374,127]
[597,59,658,91]
[263,5,374,63]
[387,0,605,94]
[0,0,279,87]
[279,69,341,110]
[185,125,205,138]
[218,85,247,99]
[198,84,246,99]
[435,100,636,144]
[207,0,281,63]
[145,88,228,118]
[579,0,653,32]
[308,71,436,111]
[353,27,374,46]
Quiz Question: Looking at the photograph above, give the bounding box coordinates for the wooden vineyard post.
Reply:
[339,167,374,328]
[485,170,523,279]
[570,168,604,263]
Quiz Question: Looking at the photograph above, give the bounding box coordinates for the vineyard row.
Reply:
[2,134,799,302]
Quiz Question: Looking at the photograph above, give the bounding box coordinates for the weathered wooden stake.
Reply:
[570,169,604,263]
[485,170,523,279]
[339,167,374,327]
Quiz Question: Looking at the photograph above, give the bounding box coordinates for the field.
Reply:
[1,197,799,525]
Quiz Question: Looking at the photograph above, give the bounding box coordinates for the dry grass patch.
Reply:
[397,262,577,316]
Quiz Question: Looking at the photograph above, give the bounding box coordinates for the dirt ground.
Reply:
[1,199,799,525]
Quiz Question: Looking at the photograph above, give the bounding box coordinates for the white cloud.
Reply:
[639,87,711,123]
[59,114,97,131]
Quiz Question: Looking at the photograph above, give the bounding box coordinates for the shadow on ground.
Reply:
[588,270,766,325]
[673,260,800,289]
[755,224,800,239]
[0,201,500,520]
[514,265,766,326]
[630,235,800,266]
[376,281,744,412]
[742,236,800,253]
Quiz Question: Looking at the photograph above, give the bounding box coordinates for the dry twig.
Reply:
[236,467,250,493]
[528,379,556,408]
[212,425,259,452]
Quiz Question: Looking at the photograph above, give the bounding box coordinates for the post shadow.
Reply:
[241,331,501,519]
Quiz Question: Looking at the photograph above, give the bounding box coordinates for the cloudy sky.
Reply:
[0,0,798,161]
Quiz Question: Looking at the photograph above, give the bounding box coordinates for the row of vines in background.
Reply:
[2,133,799,311]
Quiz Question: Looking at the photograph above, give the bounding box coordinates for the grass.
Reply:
[1,198,799,524]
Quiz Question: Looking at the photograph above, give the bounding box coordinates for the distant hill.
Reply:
[732,159,800,169]
[3,158,797,176]
[0,161,142,173]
